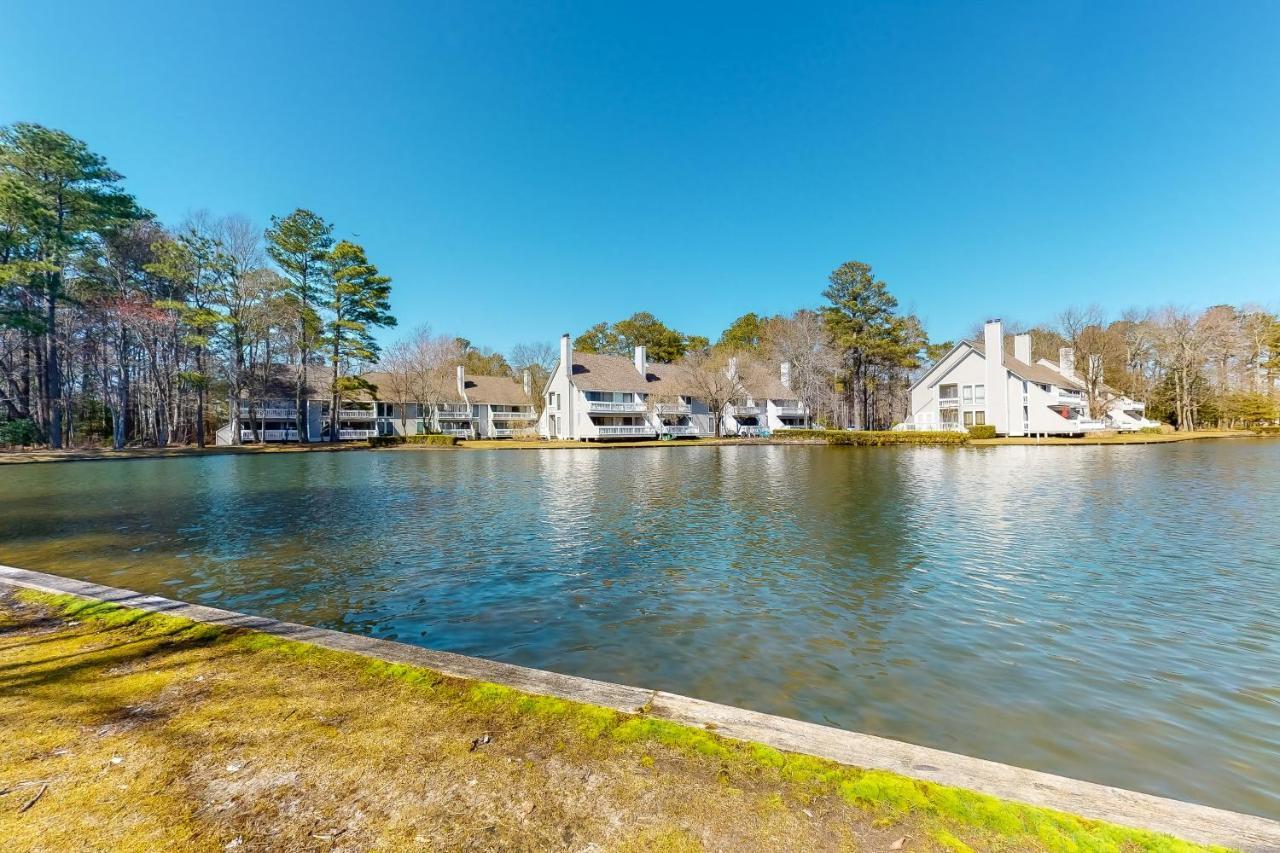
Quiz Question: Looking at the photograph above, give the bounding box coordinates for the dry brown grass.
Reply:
[0,592,1218,853]
[969,430,1253,447]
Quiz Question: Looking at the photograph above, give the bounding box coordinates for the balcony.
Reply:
[435,406,475,419]
[337,408,375,420]
[237,406,297,420]
[337,429,377,440]
[727,403,761,417]
[241,429,298,441]
[585,399,646,413]
[595,425,656,437]
[659,424,702,436]
[654,402,692,415]
[490,427,532,438]
[491,409,535,421]
[772,404,806,416]
[440,427,474,437]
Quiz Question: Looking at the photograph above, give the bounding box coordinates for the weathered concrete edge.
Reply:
[2,564,1275,851]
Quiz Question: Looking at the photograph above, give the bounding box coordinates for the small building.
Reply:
[539,335,656,440]
[462,369,538,438]
[642,360,717,438]
[728,360,811,435]
[905,319,1107,437]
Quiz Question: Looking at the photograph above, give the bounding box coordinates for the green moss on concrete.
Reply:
[7,588,1229,853]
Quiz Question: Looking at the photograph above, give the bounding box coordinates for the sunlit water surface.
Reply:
[2,442,1277,817]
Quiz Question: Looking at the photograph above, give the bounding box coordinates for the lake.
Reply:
[1,441,1277,819]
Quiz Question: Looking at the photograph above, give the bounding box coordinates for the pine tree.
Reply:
[265,209,332,441]
[321,240,395,440]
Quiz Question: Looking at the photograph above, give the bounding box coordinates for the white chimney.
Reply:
[522,369,531,397]
[1059,347,1075,380]
[560,333,572,378]
[456,364,466,398]
[780,361,792,391]
[634,345,647,376]
[1013,333,1031,364]
[983,319,1008,435]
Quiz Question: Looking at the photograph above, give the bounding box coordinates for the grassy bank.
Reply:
[0,590,1217,852]
[970,430,1254,446]
[0,442,368,465]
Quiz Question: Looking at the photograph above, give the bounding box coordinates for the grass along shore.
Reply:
[0,428,1262,464]
[0,589,1225,852]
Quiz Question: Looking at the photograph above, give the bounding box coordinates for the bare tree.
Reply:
[681,348,739,438]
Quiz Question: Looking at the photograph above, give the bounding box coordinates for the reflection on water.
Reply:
[2,441,1279,818]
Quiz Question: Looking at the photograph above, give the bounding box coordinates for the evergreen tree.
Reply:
[321,240,395,440]
[265,209,332,441]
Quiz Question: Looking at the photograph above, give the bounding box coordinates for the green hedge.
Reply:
[368,434,458,447]
[967,425,997,439]
[773,428,969,446]
[1252,425,1280,436]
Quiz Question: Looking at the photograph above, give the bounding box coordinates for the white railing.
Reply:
[891,422,966,433]
[237,407,297,419]
[595,425,656,436]
[773,405,806,416]
[490,428,534,438]
[735,426,768,437]
[727,404,761,416]
[491,409,535,421]
[241,429,299,441]
[659,425,701,436]
[585,400,647,413]
[654,402,693,415]
[441,428,474,437]
[337,408,376,419]
[337,429,378,440]
[435,406,474,418]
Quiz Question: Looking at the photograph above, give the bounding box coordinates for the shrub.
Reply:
[0,418,39,447]
[773,428,968,446]
[405,434,457,446]
[1253,425,1280,436]
[1139,426,1162,435]
[367,434,458,447]
[967,425,996,439]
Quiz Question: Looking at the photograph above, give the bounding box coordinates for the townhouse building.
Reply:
[902,319,1156,436]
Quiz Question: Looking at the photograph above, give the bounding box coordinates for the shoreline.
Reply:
[1,563,1277,850]
[0,429,1260,465]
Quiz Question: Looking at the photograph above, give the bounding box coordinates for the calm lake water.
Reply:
[2,442,1278,818]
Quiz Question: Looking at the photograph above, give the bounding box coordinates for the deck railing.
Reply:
[241,429,299,441]
[336,408,376,420]
[585,400,647,413]
[595,425,655,436]
[337,429,378,440]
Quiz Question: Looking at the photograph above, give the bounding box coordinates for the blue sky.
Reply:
[3,2,1278,352]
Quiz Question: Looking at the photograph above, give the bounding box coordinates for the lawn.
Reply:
[0,590,1220,852]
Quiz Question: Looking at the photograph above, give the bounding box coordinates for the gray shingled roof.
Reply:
[464,374,533,405]
[642,361,700,396]
[969,341,1084,390]
[736,362,794,399]
[570,352,650,393]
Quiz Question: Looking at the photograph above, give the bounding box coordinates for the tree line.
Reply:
[4,123,1276,448]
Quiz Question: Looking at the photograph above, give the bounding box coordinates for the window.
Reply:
[974,385,985,403]
[962,386,973,404]
[973,411,986,426]
[963,411,974,427]
[939,383,958,400]
[940,408,960,426]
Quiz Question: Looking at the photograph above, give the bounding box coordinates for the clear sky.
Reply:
[3,2,1278,352]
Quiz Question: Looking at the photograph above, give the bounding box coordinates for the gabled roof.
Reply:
[464,374,532,405]
[736,362,793,399]
[569,352,650,393]
[238,363,330,399]
[912,340,1087,392]
[642,361,700,396]
[969,341,1084,390]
